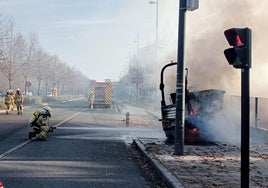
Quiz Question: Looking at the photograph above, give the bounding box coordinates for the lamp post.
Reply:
[134,33,140,104]
[149,0,159,47]
[149,0,159,94]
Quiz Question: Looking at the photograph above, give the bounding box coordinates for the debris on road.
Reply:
[136,138,268,188]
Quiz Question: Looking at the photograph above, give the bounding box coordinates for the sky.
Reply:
[1,0,268,97]
[0,0,169,81]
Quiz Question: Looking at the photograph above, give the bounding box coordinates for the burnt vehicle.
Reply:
[159,62,225,143]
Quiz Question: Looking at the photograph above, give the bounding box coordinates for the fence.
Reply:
[226,95,268,130]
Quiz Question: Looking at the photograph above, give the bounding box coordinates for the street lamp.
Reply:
[133,33,140,104]
[149,0,159,47]
[149,0,159,94]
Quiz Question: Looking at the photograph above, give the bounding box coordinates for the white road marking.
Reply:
[0,108,87,160]
[52,109,87,128]
[0,140,31,159]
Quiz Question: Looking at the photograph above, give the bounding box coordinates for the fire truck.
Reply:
[159,62,225,143]
[88,79,113,108]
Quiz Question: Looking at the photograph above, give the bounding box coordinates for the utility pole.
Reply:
[175,0,199,155]
[135,33,140,104]
[149,0,159,95]
[174,0,186,156]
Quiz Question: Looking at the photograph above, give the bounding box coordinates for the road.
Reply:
[0,99,166,188]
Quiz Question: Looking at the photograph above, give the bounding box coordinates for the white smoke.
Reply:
[205,96,241,144]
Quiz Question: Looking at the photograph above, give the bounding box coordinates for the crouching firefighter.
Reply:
[28,106,54,141]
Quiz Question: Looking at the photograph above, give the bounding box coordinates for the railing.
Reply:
[227,95,268,130]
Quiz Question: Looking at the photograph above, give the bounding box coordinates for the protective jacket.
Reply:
[14,93,24,103]
[4,95,12,104]
[29,110,50,140]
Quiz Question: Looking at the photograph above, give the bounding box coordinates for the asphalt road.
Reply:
[0,99,166,188]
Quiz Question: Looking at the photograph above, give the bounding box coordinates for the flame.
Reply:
[189,108,198,115]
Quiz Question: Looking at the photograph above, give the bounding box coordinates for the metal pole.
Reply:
[136,33,140,104]
[174,0,186,155]
[241,68,250,188]
[126,112,130,126]
[155,0,159,94]
[149,0,159,94]
[254,97,258,128]
[156,0,159,45]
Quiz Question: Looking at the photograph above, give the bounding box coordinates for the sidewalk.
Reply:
[134,137,268,188]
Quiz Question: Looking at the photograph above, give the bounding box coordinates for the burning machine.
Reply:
[159,62,225,143]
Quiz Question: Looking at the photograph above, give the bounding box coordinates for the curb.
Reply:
[133,139,184,188]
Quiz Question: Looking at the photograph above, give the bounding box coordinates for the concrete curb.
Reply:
[133,139,184,188]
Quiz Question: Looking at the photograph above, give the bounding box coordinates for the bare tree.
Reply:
[31,49,52,95]
[0,14,10,55]
[0,20,28,89]
[20,32,40,93]
[0,15,89,96]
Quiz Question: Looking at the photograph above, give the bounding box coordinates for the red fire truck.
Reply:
[88,79,113,108]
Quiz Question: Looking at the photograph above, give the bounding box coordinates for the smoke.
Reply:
[157,0,268,97]
[205,96,241,144]
[183,1,268,144]
[153,1,268,144]
[185,1,253,93]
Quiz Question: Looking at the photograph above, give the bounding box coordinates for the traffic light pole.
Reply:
[241,68,250,188]
[223,27,252,188]
[175,0,187,155]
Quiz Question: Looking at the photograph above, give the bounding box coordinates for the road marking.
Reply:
[54,135,125,141]
[0,140,31,159]
[0,108,87,160]
[52,109,87,128]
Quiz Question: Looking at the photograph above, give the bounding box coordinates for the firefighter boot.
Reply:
[28,132,36,140]
[28,132,33,140]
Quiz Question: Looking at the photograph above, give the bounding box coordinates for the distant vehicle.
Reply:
[159,62,225,143]
[47,92,53,97]
[88,79,113,108]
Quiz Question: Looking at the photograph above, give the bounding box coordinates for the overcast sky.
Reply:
[0,0,171,81]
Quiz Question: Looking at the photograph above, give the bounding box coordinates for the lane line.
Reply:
[0,108,87,160]
[0,140,31,160]
[52,108,87,128]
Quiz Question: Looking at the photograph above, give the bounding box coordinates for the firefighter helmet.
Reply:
[42,106,52,117]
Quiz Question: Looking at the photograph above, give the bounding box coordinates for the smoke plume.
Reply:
[157,0,268,144]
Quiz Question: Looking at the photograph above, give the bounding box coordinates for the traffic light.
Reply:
[224,28,252,69]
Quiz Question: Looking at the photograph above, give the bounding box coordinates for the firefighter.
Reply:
[9,89,15,111]
[4,90,13,114]
[14,88,24,115]
[28,106,53,141]
[89,91,95,109]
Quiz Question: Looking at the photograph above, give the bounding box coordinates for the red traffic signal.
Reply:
[224,28,247,47]
[223,28,251,69]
